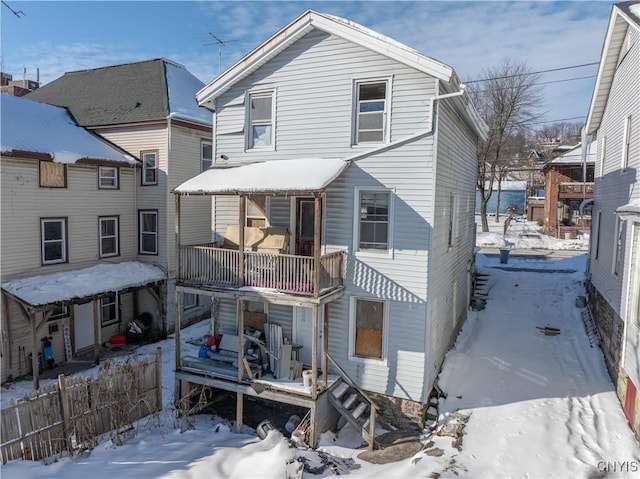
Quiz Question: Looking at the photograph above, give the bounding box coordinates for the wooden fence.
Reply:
[0,348,162,464]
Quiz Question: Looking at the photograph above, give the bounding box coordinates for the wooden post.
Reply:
[238,196,246,286]
[237,300,244,383]
[31,313,39,390]
[236,392,244,433]
[92,300,100,365]
[313,196,321,299]
[323,303,329,388]
[58,374,73,451]
[155,347,162,412]
[2,292,12,370]
[368,407,376,451]
[311,304,318,400]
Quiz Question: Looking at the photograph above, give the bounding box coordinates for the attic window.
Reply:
[39,161,67,188]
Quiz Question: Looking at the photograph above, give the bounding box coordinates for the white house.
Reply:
[172,10,487,447]
[585,0,640,439]
[0,95,166,388]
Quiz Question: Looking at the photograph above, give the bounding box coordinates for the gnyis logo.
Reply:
[596,460,640,473]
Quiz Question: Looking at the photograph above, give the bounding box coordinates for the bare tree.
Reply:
[469,59,543,232]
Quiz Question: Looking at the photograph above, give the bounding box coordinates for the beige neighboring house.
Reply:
[0,95,166,388]
[585,1,640,439]
[27,58,214,340]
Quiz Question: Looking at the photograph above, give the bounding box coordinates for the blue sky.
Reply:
[1,1,615,128]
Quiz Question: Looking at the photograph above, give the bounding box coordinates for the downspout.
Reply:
[424,83,467,402]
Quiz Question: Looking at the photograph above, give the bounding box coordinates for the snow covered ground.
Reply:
[2,216,639,478]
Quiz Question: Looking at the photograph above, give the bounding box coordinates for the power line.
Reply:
[464,62,599,83]
[530,116,586,125]
[473,74,596,94]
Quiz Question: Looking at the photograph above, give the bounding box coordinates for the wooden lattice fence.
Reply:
[1,347,162,463]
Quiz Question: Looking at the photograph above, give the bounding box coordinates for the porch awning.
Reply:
[1,261,166,310]
[173,158,350,196]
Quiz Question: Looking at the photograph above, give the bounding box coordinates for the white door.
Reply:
[74,302,95,351]
[294,306,322,367]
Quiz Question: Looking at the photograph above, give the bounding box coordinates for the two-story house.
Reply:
[542,142,595,239]
[27,58,214,337]
[171,10,487,448]
[0,95,166,388]
[585,1,639,439]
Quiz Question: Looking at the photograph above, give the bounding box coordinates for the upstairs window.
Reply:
[98,166,119,189]
[201,140,213,171]
[39,161,67,188]
[139,210,158,255]
[99,216,119,257]
[141,150,158,185]
[622,115,632,173]
[599,136,606,178]
[356,189,391,252]
[41,218,67,264]
[247,91,274,149]
[354,80,389,144]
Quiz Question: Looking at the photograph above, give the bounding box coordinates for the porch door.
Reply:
[294,306,322,368]
[73,302,94,352]
[295,198,320,256]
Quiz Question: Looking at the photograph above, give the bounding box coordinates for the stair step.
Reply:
[343,393,358,410]
[332,382,350,400]
[352,402,367,420]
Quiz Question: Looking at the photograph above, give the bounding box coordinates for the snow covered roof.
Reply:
[1,261,166,308]
[27,58,211,127]
[616,198,640,219]
[174,158,349,195]
[1,95,138,165]
[548,142,596,165]
[586,2,640,134]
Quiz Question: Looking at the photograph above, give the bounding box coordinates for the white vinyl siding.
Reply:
[98,166,118,189]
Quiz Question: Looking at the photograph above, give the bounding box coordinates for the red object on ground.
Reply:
[206,334,222,346]
[111,334,126,345]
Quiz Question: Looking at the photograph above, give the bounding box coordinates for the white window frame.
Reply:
[613,216,625,276]
[98,166,118,189]
[599,136,606,178]
[139,210,158,255]
[448,194,457,248]
[245,195,269,227]
[352,78,392,145]
[245,89,275,151]
[348,296,388,364]
[100,293,119,327]
[183,293,198,310]
[41,218,67,264]
[201,140,213,172]
[353,187,394,257]
[141,150,158,185]
[99,216,119,258]
[594,210,602,261]
[49,304,69,321]
[621,115,631,173]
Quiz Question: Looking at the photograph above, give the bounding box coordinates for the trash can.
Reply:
[499,248,510,264]
[256,420,275,440]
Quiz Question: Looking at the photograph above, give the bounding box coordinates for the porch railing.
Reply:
[179,245,345,296]
[558,182,594,196]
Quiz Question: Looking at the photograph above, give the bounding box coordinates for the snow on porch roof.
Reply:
[1,261,166,308]
[173,158,350,195]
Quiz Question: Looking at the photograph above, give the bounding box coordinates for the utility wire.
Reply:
[473,74,596,94]
[464,62,599,83]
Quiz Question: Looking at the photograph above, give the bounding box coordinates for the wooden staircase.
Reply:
[326,355,380,451]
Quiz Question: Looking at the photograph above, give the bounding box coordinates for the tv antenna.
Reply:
[2,0,25,17]
[203,32,238,74]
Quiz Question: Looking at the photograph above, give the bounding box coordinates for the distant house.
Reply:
[0,95,166,388]
[584,0,640,439]
[475,180,527,216]
[542,142,595,239]
[27,58,214,338]
[171,10,487,448]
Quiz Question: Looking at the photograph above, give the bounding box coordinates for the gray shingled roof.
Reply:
[27,58,208,127]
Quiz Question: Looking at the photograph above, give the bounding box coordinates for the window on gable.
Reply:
[622,115,632,173]
[247,91,274,149]
[41,218,67,264]
[357,190,390,251]
[354,80,389,144]
[100,293,118,327]
[141,150,158,185]
[99,216,119,257]
[201,140,213,171]
[39,161,67,188]
[139,210,158,254]
[353,298,385,360]
[98,166,119,189]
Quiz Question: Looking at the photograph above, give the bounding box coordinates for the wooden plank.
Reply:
[279,344,292,380]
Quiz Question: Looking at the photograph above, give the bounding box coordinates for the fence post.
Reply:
[155,347,162,412]
[58,374,73,451]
